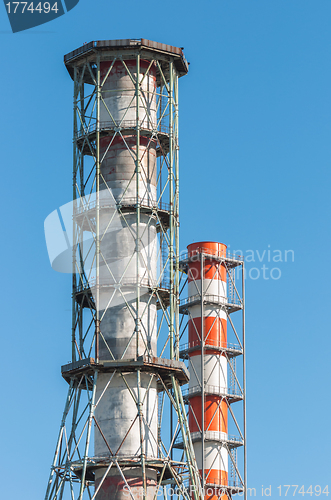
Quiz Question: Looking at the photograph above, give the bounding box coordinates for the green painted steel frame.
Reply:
[45,46,203,500]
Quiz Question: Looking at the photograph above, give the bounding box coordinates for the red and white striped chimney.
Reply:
[186,241,228,500]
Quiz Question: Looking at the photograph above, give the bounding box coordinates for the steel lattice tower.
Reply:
[45,39,203,500]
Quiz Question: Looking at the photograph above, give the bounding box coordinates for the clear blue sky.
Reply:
[0,1,330,498]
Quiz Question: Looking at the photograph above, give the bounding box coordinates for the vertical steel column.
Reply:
[169,59,175,469]
[135,53,141,360]
[169,59,174,360]
[137,369,147,500]
[169,60,175,469]
[242,262,247,500]
[95,55,101,363]
[78,76,85,361]
[200,253,205,492]
[174,71,180,362]
[72,67,78,364]
[78,372,98,500]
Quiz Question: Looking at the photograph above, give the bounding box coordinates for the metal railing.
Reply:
[75,120,170,138]
[75,276,170,293]
[179,248,244,263]
[181,478,244,490]
[179,339,242,353]
[182,384,243,399]
[180,293,243,309]
[204,478,244,489]
[175,431,243,446]
[73,197,170,214]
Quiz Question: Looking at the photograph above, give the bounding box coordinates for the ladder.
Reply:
[228,267,235,304]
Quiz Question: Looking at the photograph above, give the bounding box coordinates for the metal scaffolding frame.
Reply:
[45,40,203,500]
[177,249,246,500]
